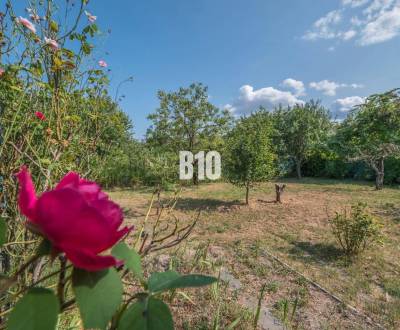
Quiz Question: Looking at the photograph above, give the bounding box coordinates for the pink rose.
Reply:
[16,167,132,271]
[85,11,97,23]
[0,68,4,76]
[16,17,36,34]
[34,111,46,121]
[29,13,41,22]
[44,37,59,51]
[98,60,107,68]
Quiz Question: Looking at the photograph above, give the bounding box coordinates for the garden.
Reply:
[0,1,400,329]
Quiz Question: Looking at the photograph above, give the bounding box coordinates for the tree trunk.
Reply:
[275,184,286,203]
[375,158,384,190]
[156,185,161,215]
[245,183,250,205]
[295,160,302,179]
[192,158,199,185]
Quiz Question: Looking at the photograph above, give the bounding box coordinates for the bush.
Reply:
[384,157,400,184]
[330,203,383,256]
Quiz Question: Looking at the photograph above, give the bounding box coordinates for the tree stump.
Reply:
[275,184,286,203]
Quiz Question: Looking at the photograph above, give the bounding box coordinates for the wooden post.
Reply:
[275,184,286,203]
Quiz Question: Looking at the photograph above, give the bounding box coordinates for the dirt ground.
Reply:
[109,179,400,329]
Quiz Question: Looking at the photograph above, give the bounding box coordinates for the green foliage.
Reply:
[7,288,59,330]
[224,111,276,203]
[383,157,400,184]
[0,217,6,247]
[36,239,52,257]
[273,100,332,178]
[72,268,123,330]
[253,284,268,329]
[274,296,299,328]
[148,270,217,293]
[337,89,400,189]
[0,0,134,279]
[330,203,384,256]
[118,297,174,330]
[146,83,232,184]
[146,83,232,154]
[112,242,144,281]
[142,148,178,188]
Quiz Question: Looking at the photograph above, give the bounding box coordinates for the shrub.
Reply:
[330,203,383,256]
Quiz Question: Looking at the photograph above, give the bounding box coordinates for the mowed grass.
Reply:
[109,179,400,329]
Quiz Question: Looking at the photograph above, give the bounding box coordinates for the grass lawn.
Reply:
[109,179,400,329]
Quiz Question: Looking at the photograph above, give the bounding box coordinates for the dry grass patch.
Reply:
[109,179,400,329]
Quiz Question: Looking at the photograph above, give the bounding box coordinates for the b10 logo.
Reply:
[179,151,221,180]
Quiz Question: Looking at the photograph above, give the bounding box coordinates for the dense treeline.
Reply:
[102,84,400,193]
[1,2,399,205]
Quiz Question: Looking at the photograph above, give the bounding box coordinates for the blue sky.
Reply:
[13,0,400,138]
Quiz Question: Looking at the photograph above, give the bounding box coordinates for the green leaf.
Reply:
[50,20,59,32]
[72,267,123,330]
[0,217,6,247]
[117,297,173,330]
[112,242,143,280]
[148,270,179,293]
[148,271,217,293]
[0,274,12,295]
[36,239,52,256]
[7,288,59,330]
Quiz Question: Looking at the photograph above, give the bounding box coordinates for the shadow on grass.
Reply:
[258,199,277,204]
[122,207,145,218]
[275,177,376,192]
[289,241,343,264]
[174,197,244,211]
[379,202,400,224]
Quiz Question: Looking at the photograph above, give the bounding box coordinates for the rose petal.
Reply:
[63,247,118,271]
[36,188,115,252]
[91,199,123,230]
[16,166,38,221]
[56,173,107,202]
[77,181,102,202]
[55,172,80,190]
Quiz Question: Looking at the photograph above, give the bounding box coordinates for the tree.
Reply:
[336,89,400,190]
[146,83,232,184]
[224,111,276,205]
[273,100,331,179]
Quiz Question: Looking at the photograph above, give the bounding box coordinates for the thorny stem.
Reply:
[57,256,67,306]
[135,193,155,250]
[0,254,41,294]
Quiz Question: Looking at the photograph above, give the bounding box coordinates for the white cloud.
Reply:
[303,10,343,40]
[281,78,306,96]
[342,0,370,8]
[225,85,304,114]
[303,0,400,46]
[335,96,366,111]
[310,80,341,96]
[309,80,363,96]
[341,29,358,39]
[363,0,395,17]
[333,96,366,118]
[358,4,400,45]
[351,16,365,26]
[350,83,364,88]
